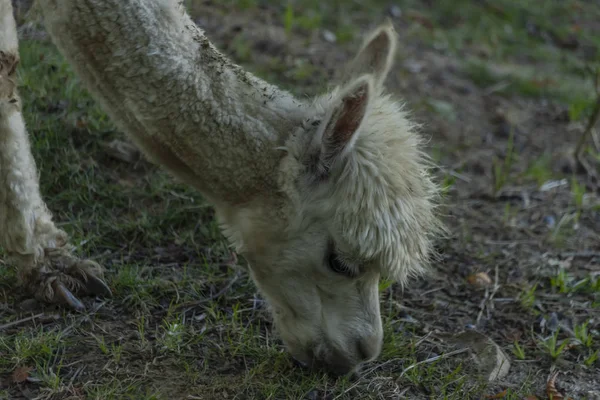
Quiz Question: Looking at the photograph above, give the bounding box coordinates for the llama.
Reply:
[0,0,442,375]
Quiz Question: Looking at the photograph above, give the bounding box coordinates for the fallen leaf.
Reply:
[443,331,511,382]
[75,118,88,129]
[117,178,137,188]
[11,366,33,383]
[547,371,565,400]
[522,396,538,400]
[405,10,434,30]
[531,77,557,88]
[485,389,508,399]
[467,272,493,288]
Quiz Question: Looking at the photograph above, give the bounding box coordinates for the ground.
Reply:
[1,0,599,399]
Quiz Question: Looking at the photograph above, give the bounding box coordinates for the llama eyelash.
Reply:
[327,252,359,278]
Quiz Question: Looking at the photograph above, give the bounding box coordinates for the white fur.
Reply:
[0,0,443,375]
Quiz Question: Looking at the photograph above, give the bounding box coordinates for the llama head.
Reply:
[220,22,442,376]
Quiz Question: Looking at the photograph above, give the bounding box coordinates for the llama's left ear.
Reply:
[315,76,372,175]
[341,20,397,88]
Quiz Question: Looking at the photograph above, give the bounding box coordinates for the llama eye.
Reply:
[327,251,353,277]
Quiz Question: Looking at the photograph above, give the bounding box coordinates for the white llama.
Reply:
[0,0,442,375]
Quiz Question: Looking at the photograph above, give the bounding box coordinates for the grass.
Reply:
[574,321,593,349]
[493,128,517,195]
[538,329,570,361]
[512,341,526,360]
[1,0,600,399]
[522,154,555,188]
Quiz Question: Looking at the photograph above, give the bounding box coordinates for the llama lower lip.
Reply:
[291,357,308,368]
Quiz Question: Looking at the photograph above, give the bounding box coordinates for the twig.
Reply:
[334,331,435,399]
[397,348,470,379]
[335,333,470,399]
[414,331,433,347]
[176,273,241,311]
[576,154,599,189]
[420,287,444,296]
[485,239,538,246]
[0,312,45,331]
[560,251,600,258]
[438,167,472,183]
[476,265,500,324]
[592,127,600,153]
[574,67,600,163]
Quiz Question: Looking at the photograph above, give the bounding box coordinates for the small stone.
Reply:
[389,5,402,18]
[547,312,560,333]
[399,314,418,324]
[194,313,206,322]
[540,179,568,192]
[538,316,547,332]
[404,59,423,74]
[322,30,336,43]
[103,139,141,163]
[467,272,493,288]
[544,215,556,228]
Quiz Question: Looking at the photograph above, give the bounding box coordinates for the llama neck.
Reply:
[40,0,306,205]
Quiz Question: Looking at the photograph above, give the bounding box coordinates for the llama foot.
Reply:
[16,247,112,311]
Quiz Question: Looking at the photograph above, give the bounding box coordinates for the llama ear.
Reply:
[315,76,372,175]
[341,21,397,87]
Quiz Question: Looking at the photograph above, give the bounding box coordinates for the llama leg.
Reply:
[0,0,110,310]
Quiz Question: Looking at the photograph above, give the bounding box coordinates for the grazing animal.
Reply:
[0,0,443,375]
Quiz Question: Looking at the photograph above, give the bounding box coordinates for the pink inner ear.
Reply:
[328,86,368,149]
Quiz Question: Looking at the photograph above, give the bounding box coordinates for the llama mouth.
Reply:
[291,355,362,380]
[293,351,361,377]
[291,356,309,368]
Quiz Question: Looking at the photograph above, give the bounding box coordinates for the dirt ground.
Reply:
[1,1,599,399]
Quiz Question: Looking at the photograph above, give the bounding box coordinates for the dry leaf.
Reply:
[522,396,538,400]
[103,139,141,163]
[75,118,88,129]
[485,389,508,399]
[405,10,434,30]
[11,366,33,383]
[547,371,565,400]
[531,78,556,88]
[467,272,492,288]
[117,178,137,188]
[444,331,511,382]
